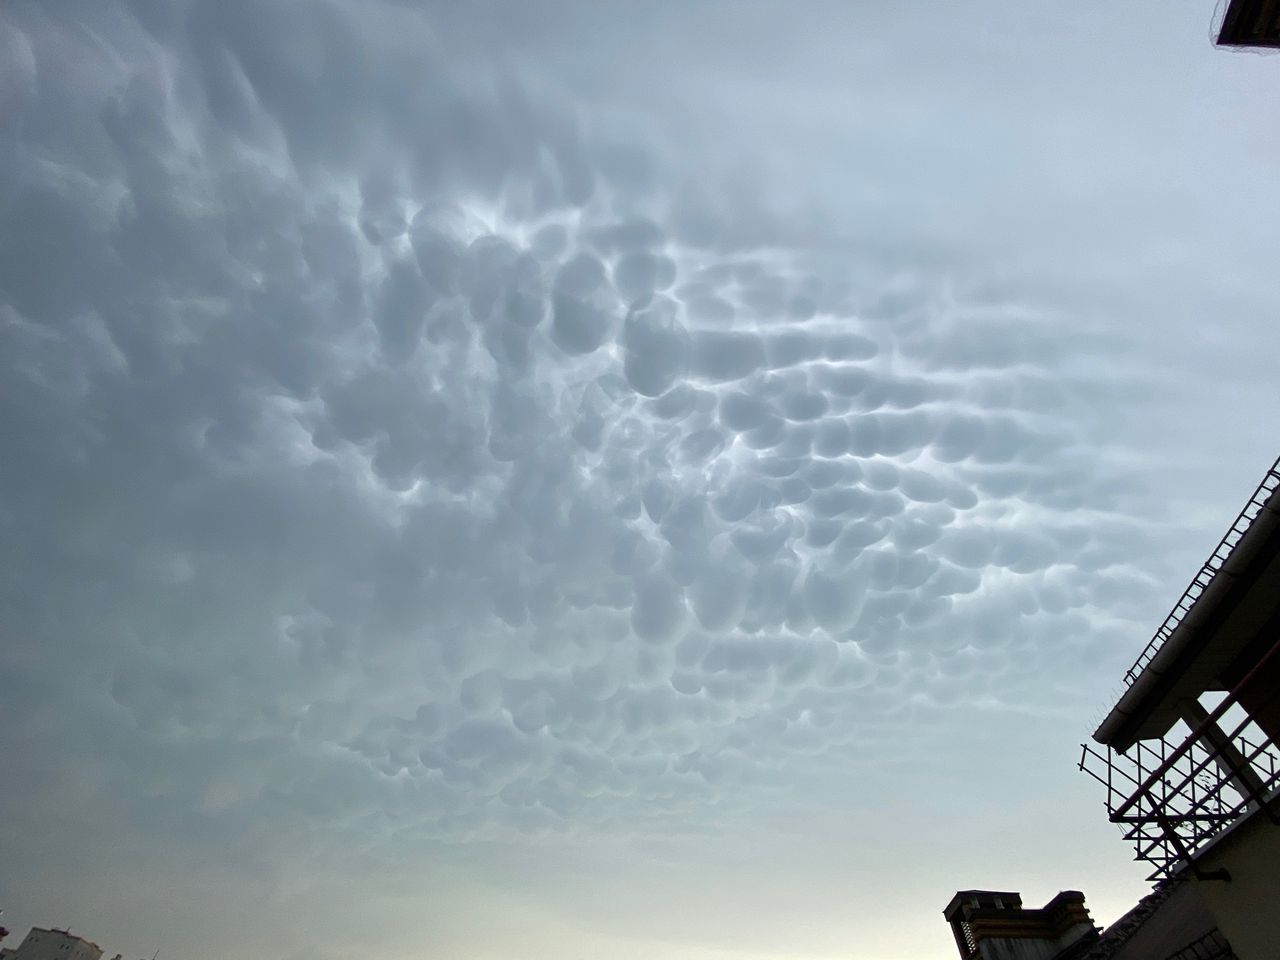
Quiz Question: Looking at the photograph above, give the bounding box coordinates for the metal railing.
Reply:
[1080,637,1280,880]
[1120,456,1280,689]
[1163,929,1236,960]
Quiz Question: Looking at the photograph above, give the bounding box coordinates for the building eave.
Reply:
[1094,469,1280,752]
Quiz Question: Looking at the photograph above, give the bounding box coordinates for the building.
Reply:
[945,455,1280,960]
[4,929,103,960]
[1217,0,1280,48]
[1080,454,1280,959]
[942,890,1100,960]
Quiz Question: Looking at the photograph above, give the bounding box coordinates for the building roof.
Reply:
[26,929,103,952]
[941,890,1023,920]
[1218,0,1280,47]
[1075,882,1236,960]
[1094,457,1280,751]
[1077,884,1174,959]
[943,890,1097,960]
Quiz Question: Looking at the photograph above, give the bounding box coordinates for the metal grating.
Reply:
[1120,456,1280,690]
[1081,638,1280,879]
[1163,928,1237,960]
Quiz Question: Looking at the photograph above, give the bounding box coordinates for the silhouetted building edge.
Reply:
[1217,0,1280,48]
[1078,454,1280,959]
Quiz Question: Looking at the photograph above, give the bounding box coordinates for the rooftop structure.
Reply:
[942,890,1099,960]
[5,929,103,960]
[1217,0,1280,48]
[1080,454,1280,959]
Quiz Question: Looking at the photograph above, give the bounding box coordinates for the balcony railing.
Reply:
[1163,929,1236,960]
[1120,456,1280,690]
[1081,638,1280,880]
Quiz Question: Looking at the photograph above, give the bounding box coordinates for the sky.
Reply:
[1,2,1278,958]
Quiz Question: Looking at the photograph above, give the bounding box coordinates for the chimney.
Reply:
[942,890,1098,960]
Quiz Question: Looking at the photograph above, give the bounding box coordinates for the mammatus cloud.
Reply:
[0,0,1172,861]
[13,7,1280,960]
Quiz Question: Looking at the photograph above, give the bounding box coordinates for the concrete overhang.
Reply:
[1093,486,1280,753]
[1218,0,1280,47]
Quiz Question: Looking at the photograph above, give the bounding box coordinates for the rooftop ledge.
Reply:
[1094,456,1280,753]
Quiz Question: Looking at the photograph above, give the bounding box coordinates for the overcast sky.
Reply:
[1,3,1278,959]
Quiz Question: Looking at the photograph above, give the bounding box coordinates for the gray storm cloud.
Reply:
[4,3,1279,958]
[0,0,1157,857]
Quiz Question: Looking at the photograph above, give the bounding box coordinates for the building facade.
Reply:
[1080,455,1280,959]
[947,455,1280,960]
[5,929,103,960]
[1217,0,1280,47]
[943,890,1100,960]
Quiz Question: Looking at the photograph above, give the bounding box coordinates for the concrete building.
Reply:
[1074,883,1231,960]
[5,929,103,960]
[1080,454,1280,959]
[942,890,1100,960]
[1217,0,1280,48]
[947,455,1279,960]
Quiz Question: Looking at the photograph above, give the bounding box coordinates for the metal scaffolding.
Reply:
[1080,637,1280,880]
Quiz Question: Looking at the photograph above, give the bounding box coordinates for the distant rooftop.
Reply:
[27,930,102,951]
[1218,0,1280,47]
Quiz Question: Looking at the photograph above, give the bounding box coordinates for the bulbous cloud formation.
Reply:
[0,0,1208,876]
